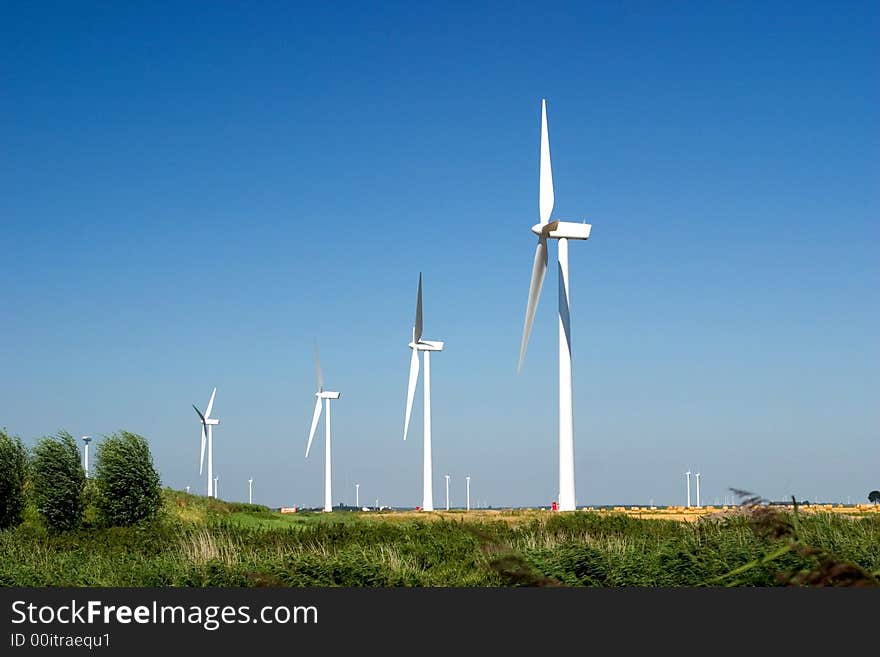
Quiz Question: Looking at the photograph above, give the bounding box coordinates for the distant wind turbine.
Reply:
[214,476,219,499]
[355,483,359,509]
[248,478,253,505]
[466,476,471,512]
[695,472,701,507]
[193,387,220,497]
[685,471,692,508]
[445,474,451,511]
[305,340,341,513]
[517,99,592,512]
[403,273,444,512]
[81,436,91,479]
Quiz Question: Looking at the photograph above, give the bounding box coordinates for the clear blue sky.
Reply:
[2,2,877,508]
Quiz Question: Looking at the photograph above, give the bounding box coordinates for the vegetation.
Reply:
[0,489,877,587]
[0,429,29,530]
[1,424,878,587]
[94,431,163,526]
[869,490,880,504]
[30,432,86,531]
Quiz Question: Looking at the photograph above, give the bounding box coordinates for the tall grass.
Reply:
[1,491,877,587]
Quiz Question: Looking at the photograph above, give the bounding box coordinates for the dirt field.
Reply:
[361,504,880,525]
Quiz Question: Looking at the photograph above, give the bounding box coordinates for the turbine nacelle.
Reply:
[530,221,592,241]
[316,391,341,399]
[408,340,444,352]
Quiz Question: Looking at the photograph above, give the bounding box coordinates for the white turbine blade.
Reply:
[539,98,555,224]
[305,397,323,457]
[518,238,548,372]
[205,387,217,418]
[403,348,419,440]
[413,273,423,343]
[199,426,206,475]
[314,339,324,391]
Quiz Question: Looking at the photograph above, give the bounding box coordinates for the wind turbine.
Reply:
[685,471,692,508]
[695,472,701,507]
[403,273,444,512]
[305,340,341,513]
[214,476,219,499]
[355,483,360,508]
[193,387,220,497]
[445,474,451,511]
[517,99,592,512]
[248,478,253,505]
[466,476,471,511]
[81,436,91,478]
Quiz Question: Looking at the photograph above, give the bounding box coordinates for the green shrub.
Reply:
[94,431,162,526]
[31,431,86,531]
[0,429,29,529]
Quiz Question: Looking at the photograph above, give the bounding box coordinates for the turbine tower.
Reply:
[695,472,701,507]
[517,99,592,512]
[466,476,471,511]
[355,483,360,508]
[445,474,451,511]
[305,340,341,513]
[248,478,253,505]
[403,273,444,512]
[214,476,219,499]
[685,471,692,508]
[81,436,91,478]
[193,387,220,497]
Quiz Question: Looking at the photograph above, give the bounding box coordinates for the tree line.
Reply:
[0,428,162,531]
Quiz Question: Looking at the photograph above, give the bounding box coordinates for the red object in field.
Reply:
[415,506,422,511]
[551,501,558,511]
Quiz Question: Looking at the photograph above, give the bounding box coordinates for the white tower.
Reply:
[466,476,471,511]
[517,99,592,512]
[403,274,444,512]
[193,388,220,498]
[685,471,692,508]
[81,436,91,478]
[305,340,342,513]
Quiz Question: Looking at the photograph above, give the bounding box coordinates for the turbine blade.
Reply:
[314,339,323,391]
[413,273,423,343]
[403,347,419,440]
[518,238,548,372]
[199,426,206,475]
[192,403,206,423]
[205,387,217,418]
[305,397,323,457]
[539,98,555,224]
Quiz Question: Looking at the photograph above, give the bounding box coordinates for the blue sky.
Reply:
[2,2,877,508]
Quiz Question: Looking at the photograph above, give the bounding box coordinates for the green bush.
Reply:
[31,431,86,531]
[94,431,162,526]
[0,429,29,529]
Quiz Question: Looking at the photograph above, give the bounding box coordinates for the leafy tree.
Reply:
[94,431,162,526]
[31,431,86,531]
[869,491,880,505]
[0,429,29,529]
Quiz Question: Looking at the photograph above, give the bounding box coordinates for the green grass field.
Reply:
[1,489,878,587]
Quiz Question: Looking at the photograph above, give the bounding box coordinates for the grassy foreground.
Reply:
[1,490,878,587]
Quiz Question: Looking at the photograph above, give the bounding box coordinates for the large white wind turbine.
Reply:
[193,387,220,497]
[517,99,592,512]
[403,274,444,512]
[305,340,341,513]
